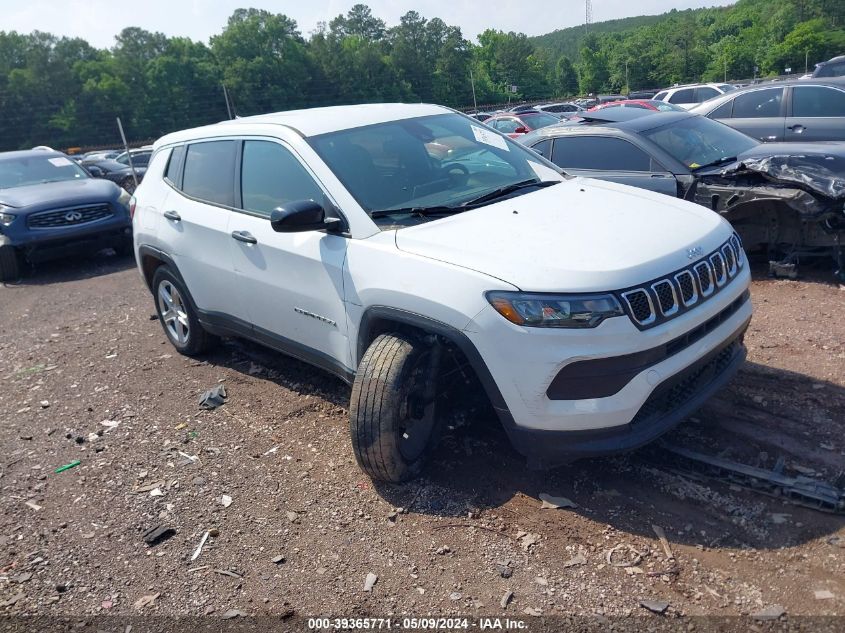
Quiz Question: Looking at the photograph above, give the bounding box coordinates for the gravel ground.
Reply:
[0,252,843,626]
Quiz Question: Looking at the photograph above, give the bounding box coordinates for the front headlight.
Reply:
[117,188,132,208]
[0,209,16,226]
[486,291,624,328]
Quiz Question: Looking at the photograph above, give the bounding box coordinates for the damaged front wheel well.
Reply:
[356,308,501,426]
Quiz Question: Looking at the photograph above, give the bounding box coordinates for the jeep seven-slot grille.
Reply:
[619,234,744,330]
[27,204,113,229]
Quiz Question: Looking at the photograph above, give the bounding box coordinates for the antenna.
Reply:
[585,0,593,32]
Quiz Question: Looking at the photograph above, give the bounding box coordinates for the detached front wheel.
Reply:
[350,333,441,483]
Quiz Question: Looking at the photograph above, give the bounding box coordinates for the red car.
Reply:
[587,99,686,112]
[483,111,561,138]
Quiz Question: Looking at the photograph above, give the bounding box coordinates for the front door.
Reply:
[228,139,351,374]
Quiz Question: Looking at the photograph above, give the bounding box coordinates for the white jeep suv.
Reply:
[132,103,752,482]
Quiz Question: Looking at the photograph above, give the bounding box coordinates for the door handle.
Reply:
[231,230,257,245]
[763,135,777,141]
[650,173,669,178]
[163,210,181,221]
[787,124,804,132]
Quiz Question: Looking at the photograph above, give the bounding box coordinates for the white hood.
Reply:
[394,177,730,292]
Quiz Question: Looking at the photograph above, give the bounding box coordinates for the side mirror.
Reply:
[87,165,104,177]
[270,200,342,233]
[514,126,528,134]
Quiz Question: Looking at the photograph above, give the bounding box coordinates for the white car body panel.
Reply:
[395,177,726,292]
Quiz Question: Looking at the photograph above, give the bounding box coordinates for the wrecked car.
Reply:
[520,111,845,279]
[132,104,751,482]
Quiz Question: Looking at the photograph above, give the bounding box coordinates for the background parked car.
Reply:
[812,54,845,78]
[484,110,561,137]
[468,112,493,122]
[588,99,687,112]
[114,147,153,168]
[81,157,146,193]
[689,78,845,142]
[518,111,845,277]
[0,149,132,280]
[652,83,736,109]
[534,102,584,117]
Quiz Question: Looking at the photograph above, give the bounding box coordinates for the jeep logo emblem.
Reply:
[64,211,83,222]
[686,246,703,260]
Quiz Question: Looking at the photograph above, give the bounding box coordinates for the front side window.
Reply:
[695,87,719,102]
[181,140,237,207]
[551,136,651,171]
[732,88,783,118]
[653,91,668,101]
[530,138,553,159]
[709,99,734,119]
[0,154,88,189]
[308,113,559,222]
[792,86,845,117]
[241,141,324,216]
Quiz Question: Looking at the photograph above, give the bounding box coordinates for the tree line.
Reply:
[0,0,843,151]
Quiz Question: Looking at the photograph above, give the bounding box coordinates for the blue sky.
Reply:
[2,0,735,47]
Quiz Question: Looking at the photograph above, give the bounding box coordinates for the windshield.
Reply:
[0,154,88,189]
[519,112,561,129]
[642,116,758,169]
[308,113,561,222]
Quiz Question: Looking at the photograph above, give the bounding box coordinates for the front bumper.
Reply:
[505,320,747,468]
[2,213,131,262]
[465,266,752,467]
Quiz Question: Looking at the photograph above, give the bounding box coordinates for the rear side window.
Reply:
[181,141,237,206]
[792,86,845,117]
[732,88,783,118]
[551,136,651,171]
[164,145,185,184]
[668,88,695,104]
[241,141,324,216]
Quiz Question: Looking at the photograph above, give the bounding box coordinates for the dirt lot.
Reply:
[1,252,843,626]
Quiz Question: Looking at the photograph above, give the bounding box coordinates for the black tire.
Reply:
[151,265,216,356]
[114,236,134,257]
[350,333,441,483]
[0,245,21,282]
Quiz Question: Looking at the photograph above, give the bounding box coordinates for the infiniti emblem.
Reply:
[686,246,703,260]
[65,211,83,222]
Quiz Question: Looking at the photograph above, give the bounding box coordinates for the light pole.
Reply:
[805,49,809,74]
[625,60,629,95]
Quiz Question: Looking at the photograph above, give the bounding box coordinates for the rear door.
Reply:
[722,87,786,141]
[227,139,351,373]
[549,135,678,196]
[785,85,845,141]
[157,139,242,316]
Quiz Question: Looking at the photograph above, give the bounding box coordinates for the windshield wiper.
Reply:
[370,205,463,219]
[691,156,737,171]
[459,179,560,207]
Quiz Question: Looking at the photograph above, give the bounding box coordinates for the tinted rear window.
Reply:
[182,141,236,206]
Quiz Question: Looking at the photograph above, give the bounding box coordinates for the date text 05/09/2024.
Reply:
[307,618,529,630]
